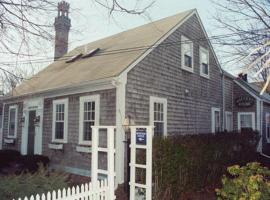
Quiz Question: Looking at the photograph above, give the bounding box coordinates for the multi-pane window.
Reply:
[238,112,255,132]
[211,107,221,133]
[79,95,100,145]
[52,99,68,143]
[265,113,270,143]
[8,105,18,138]
[181,35,193,71]
[200,47,209,77]
[55,104,65,139]
[83,101,95,141]
[154,102,164,136]
[150,97,167,137]
[225,112,233,132]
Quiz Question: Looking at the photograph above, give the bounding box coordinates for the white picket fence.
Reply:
[15,179,109,200]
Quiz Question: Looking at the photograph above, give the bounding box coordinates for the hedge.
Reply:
[152,131,260,199]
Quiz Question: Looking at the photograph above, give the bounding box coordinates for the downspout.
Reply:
[0,103,5,150]
[221,72,225,131]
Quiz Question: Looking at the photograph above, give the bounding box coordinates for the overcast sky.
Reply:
[1,0,237,78]
[68,0,216,50]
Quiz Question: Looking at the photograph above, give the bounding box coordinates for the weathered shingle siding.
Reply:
[262,102,270,155]
[126,14,223,135]
[2,102,23,150]
[232,83,257,130]
[42,89,116,172]
[224,76,233,112]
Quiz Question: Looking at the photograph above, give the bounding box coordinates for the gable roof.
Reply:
[11,9,197,97]
[224,71,270,103]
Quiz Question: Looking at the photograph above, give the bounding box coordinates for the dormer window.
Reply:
[181,35,193,72]
[66,53,83,63]
[200,46,209,78]
[82,48,100,59]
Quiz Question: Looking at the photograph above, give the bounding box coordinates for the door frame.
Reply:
[21,98,44,155]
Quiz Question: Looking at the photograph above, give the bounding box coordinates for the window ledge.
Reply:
[76,146,92,153]
[4,138,15,144]
[48,143,63,150]
[181,66,194,73]
[200,73,210,79]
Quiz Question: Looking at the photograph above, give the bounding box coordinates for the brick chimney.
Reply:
[54,1,71,61]
[238,73,248,82]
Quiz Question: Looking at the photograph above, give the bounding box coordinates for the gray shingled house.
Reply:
[1,4,270,186]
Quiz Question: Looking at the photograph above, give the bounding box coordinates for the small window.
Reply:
[8,105,18,138]
[66,53,83,63]
[82,48,100,59]
[265,113,270,143]
[200,46,209,78]
[211,107,221,133]
[79,95,100,145]
[237,112,255,132]
[150,97,167,136]
[52,99,68,143]
[181,35,193,72]
[225,111,233,132]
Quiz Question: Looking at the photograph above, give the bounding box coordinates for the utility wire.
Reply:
[0,27,269,66]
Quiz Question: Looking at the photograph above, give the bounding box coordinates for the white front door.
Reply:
[21,98,43,155]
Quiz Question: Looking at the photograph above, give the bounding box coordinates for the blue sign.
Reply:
[136,128,147,145]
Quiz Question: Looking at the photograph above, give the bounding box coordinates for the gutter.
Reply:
[2,77,116,101]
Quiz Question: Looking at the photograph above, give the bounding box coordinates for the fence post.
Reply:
[107,127,115,200]
[146,126,153,200]
[91,126,98,188]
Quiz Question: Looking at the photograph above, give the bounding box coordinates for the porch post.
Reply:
[115,74,127,185]
[91,126,98,187]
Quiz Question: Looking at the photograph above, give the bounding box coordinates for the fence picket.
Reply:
[14,179,111,200]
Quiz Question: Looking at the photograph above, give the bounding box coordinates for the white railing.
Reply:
[15,179,109,200]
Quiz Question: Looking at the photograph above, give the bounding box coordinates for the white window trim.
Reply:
[225,111,233,132]
[237,112,255,131]
[78,95,100,146]
[199,46,210,79]
[211,107,221,133]
[52,98,68,143]
[265,113,270,143]
[181,35,194,73]
[149,96,167,137]
[7,105,18,139]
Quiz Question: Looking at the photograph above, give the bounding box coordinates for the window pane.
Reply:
[240,115,252,128]
[55,122,64,139]
[215,111,220,132]
[9,108,16,136]
[83,121,94,141]
[154,122,164,137]
[184,55,192,68]
[202,63,208,75]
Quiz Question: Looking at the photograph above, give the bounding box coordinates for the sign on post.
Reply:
[129,126,153,200]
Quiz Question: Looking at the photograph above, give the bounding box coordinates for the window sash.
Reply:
[52,99,68,143]
[150,98,167,136]
[8,106,17,138]
[181,36,193,71]
[79,95,100,145]
[200,47,209,76]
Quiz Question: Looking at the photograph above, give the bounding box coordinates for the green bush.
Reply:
[216,162,270,200]
[152,131,259,199]
[0,165,68,199]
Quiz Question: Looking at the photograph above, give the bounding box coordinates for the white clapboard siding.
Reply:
[15,179,109,200]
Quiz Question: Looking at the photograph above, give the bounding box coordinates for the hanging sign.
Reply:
[235,96,255,108]
[136,128,147,145]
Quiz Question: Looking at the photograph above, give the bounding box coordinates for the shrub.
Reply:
[0,164,69,199]
[0,150,21,168]
[19,155,50,173]
[152,131,260,199]
[216,162,270,200]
